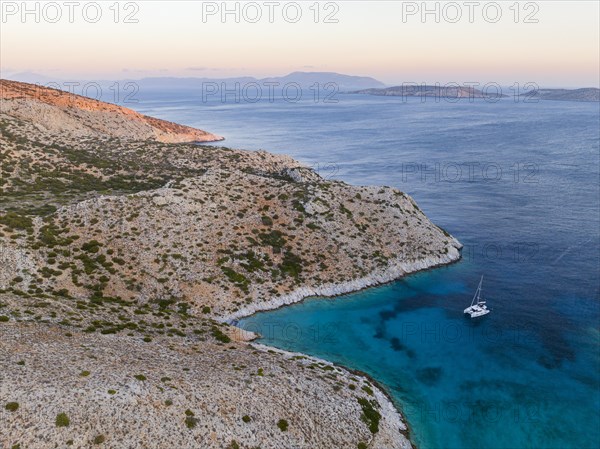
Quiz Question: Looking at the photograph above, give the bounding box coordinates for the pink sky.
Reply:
[1,1,598,87]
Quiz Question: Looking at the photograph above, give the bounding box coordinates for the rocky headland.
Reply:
[0,79,461,449]
[0,79,224,143]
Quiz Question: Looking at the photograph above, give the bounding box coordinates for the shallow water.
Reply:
[136,92,600,449]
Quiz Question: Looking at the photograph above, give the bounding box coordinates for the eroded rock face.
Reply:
[0,79,223,143]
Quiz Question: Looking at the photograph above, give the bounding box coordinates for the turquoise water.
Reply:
[136,93,600,449]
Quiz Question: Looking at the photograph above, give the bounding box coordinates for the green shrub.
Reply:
[361,385,374,396]
[134,374,147,381]
[211,326,231,343]
[93,435,105,444]
[277,419,289,431]
[242,415,251,423]
[280,251,303,279]
[0,212,33,231]
[221,267,250,293]
[184,409,198,429]
[56,412,70,427]
[0,316,9,322]
[357,398,381,434]
[258,230,286,250]
[261,216,273,226]
[80,370,91,377]
[5,402,19,412]
[81,240,102,253]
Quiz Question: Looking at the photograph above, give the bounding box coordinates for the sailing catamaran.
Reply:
[464,275,490,318]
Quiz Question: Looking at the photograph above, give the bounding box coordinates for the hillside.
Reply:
[0,79,223,143]
[0,79,461,449]
[0,109,460,321]
[1,320,410,449]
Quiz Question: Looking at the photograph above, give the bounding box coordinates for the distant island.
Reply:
[351,85,506,99]
[527,88,600,102]
[352,85,600,102]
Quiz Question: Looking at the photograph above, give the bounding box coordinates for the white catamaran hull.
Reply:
[464,306,490,318]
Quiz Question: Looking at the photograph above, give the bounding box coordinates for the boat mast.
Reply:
[470,275,483,307]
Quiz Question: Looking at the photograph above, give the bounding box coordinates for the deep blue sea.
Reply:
[135,90,600,449]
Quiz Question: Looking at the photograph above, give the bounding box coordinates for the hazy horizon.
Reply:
[1,1,598,87]
[1,69,599,91]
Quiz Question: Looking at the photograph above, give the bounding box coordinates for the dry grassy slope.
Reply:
[0,79,223,143]
[0,112,303,214]
[0,321,410,449]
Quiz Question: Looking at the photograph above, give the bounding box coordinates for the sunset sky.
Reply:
[1,1,599,86]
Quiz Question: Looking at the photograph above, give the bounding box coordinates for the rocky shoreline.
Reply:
[251,343,415,449]
[223,243,462,324]
[224,242,462,448]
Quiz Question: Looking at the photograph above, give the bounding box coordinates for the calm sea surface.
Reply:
[135,91,600,449]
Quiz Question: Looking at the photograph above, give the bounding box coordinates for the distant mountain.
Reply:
[352,85,507,99]
[525,88,599,102]
[134,72,385,92]
[260,72,385,91]
[4,71,386,93]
